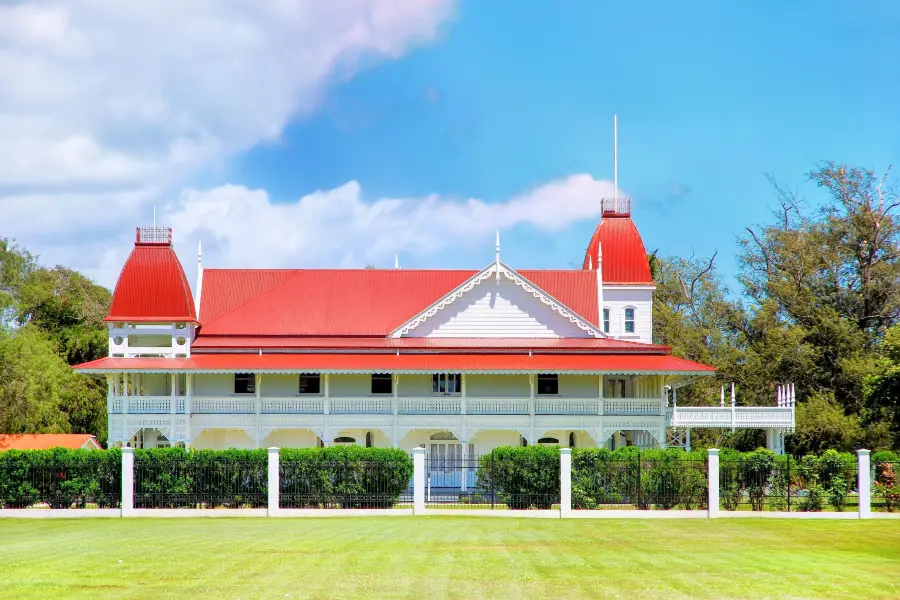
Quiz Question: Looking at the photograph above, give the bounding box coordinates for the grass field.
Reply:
[1,518,898,600]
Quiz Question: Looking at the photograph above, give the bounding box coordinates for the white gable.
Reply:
[401,273,595,338]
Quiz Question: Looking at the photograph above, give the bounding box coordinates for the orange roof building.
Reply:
[75,199,794,456]
[0,434,102,451]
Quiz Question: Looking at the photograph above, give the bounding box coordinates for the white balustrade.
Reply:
[536,398,599,415]
[176,398,186,414]
[262,397,325,414]
[399,397,462,414]
[123,396,171,414]
[669,406,794,429]
[192,397,255,414]
[109,397,122,414]
[602,398,662,415]
[329,397,393,414]
[466,398,530,415]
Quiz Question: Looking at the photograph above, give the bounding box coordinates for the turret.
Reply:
[106,226,197,358]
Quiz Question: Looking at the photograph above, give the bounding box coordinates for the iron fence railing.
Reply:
[719,459,858,512]
[0,456,121,509]
[280,460,412,509]
[134,458,267,508]
[572,457,708,510]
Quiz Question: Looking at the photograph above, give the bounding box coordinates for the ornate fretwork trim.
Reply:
[390,261,605,338]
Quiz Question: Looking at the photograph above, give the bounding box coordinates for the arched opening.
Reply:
[520,436,528,447]
[430,431,458,441]
[537,437,559,445]
[365,432,373,448]
[568,432,576,448]
[333,436,356,445]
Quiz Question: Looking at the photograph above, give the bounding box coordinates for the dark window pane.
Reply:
[372,373,392,394]
[537,374,558,395]
[299,374,320,394]
[234,373,255,394]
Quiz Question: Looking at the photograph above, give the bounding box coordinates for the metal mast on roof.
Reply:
[613,114,618,201]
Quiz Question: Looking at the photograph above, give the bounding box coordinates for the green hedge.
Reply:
[572,447,707,510]
[279,446,413,509]
[476,446,560,509]
[134,448,267,508]
[0,448,121,509]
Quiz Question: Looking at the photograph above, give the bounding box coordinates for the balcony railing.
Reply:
[107,395,666,416]
[668,406,794,429]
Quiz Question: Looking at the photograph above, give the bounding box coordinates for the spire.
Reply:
[395,254,400,270]
[613,114,618,200]
[195,240,204,316]
[495,230,501,281]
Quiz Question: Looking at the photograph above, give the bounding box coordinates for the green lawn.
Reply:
[1,518,898,600]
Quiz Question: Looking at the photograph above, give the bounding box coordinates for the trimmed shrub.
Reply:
[0,448,121,509]
[279,446,412,509]
[477,446,560,509]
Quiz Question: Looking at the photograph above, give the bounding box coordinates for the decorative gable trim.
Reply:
[390,261,605,338]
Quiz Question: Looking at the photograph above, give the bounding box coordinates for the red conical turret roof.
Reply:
[582,199,653,284]
[105,227,197,322]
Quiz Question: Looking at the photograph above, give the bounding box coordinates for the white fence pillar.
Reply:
[858,449,871,519]
[707,448,719,519]
[560,448,572,517]
[121,447,134,517]
[267,447,280,517]
[413,447,426,515]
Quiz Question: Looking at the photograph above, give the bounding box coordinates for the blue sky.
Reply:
[235,1,900,280]
[0,1,898,288]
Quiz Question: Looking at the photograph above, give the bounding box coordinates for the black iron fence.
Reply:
[719,457,858,512]
[0,454,121,509]
[873,461,900,512]
[572,456,708,510]
[134,457,267,508]
[280,459,413,509]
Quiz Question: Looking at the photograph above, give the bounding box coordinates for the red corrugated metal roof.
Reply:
[74,353,715,374]
[191,336,669,352]
[107,242,197,322]
[582,217,654,284]
[0,434,101,450]
[197,269,599,336]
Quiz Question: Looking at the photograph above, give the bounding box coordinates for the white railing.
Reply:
[262,397,325,414]
[192,397,255,414]
[399,397,462,414]
[123,396,171,414]
[536,398,599,415]
[668,407,794,429]
[602,398,662,415]
[466,398,530,415]
[329,397,393,414]
[109,397,122,413]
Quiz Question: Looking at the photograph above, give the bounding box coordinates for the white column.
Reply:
[185,374,193,449]
[323,374,330,415]
[858,449,871,519]
[685,428,691,452]
[121,447,134,517]
[560,448,572,517]
[461,374,467,415]
[529,374,536,444]
[255,374,262,448]
[123,372,129,415]
[170,373,177,414]
[413,447,426,515]
[267,447,280,517]
[707,448,720,518]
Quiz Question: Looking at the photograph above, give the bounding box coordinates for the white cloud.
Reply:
[0,0,454,187]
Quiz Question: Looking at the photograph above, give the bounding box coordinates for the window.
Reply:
[366,432,373,448]
[371,373,392,394]
[299,373,320,394]
[624,308,635,333]
[568,432,576,448]
[537,373,559,395]
[234,373,255,394]
[603,308,610,334]
[156,434,170,449]
[432,373,462,395]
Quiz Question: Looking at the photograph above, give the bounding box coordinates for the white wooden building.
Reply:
[75,198,795,455]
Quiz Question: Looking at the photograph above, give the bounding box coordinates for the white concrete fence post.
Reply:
[121,447,134,517]
[707,448,720,519]
[858,449,871,519]
[413,447,426,515]
[560,448,572,518]
[267,447,280,517]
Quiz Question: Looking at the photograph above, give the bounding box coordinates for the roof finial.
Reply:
[395,254,400,270]
[197,240,202,263]
[153,205,157,227]
[495,230,501,280]
[613,114,618,201]
[587,254,593,270]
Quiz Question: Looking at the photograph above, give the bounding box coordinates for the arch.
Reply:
[365,431,373,448]
[430,431,459,441]
[537,437,559,445]
[568,432,576,448]
[333,436,356,444]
